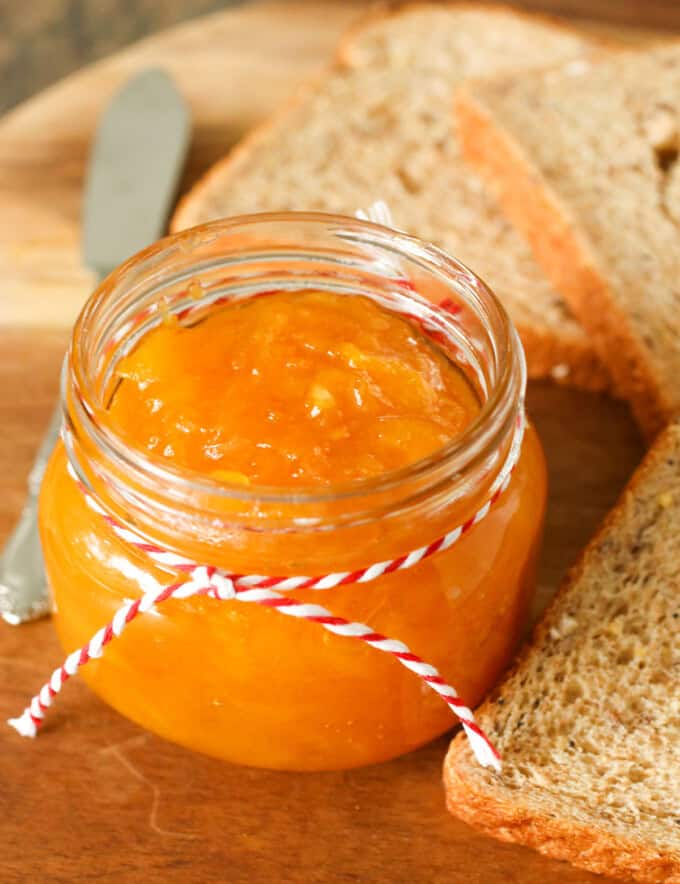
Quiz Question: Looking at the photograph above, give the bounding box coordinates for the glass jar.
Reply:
[39,213,547,771]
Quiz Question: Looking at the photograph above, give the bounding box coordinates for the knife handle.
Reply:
[0,405,62,624]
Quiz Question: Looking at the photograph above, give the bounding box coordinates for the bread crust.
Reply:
[444,758,680,883]
[444,423,680,883]
[455,84,672,439]
[170,3,612,393]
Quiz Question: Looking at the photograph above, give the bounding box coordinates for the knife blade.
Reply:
[0,68,190,624]
[83,69,191,277]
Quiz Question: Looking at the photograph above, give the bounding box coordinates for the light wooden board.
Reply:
[0,3,653,881]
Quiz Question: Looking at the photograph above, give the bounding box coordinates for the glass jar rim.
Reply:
[66,211,526,509]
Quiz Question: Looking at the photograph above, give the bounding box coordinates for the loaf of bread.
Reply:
[172,4,610,392]
[445,420,680,883]
[456,42,680,438]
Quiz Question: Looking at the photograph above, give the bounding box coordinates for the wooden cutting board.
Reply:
[0,3,656,881]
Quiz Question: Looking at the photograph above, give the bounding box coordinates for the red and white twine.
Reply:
[8,408,525,772]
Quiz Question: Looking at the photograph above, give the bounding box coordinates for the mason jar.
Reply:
[39,213,547,770]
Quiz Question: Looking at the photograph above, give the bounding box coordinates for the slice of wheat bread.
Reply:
[456,43,680,440]
[171,4,611,393]
[444,421,680,883]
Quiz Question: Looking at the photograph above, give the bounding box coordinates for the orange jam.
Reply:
[109,291,480,484]
[40,285,546,771]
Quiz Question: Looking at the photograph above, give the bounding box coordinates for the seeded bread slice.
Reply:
[171,4,611,392]
[456,43,680,439]
[444,420,680,883]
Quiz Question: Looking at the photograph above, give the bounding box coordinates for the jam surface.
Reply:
[109,291,479,486]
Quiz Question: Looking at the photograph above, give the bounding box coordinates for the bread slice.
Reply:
[444,420,680,883]
[171,4,611,393]
[456,43,680,440]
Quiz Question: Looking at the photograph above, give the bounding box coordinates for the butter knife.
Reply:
[0,69,190,624]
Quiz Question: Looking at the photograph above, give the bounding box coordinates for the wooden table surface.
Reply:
[0,2,651,881]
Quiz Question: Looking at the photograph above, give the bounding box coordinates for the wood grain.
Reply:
[0,3,650,881]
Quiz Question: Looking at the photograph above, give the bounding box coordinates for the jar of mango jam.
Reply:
[39,213,547,771]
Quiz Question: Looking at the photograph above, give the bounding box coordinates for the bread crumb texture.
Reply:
[462,42,680,433]
[172,5,610,387]
[446,421,680,882]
